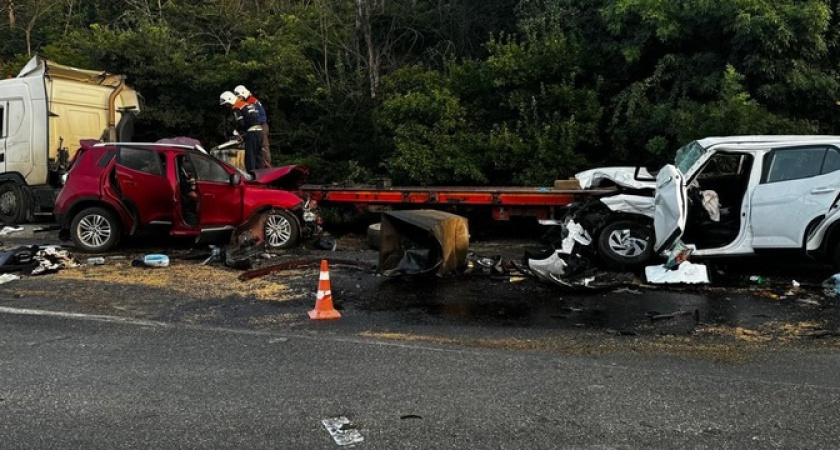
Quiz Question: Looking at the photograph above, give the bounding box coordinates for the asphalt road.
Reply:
[1,307,840,449]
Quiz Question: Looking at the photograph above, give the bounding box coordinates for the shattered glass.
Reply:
[674,140,706,174]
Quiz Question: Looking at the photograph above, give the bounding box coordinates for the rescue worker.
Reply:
[220,90,264,171]
[234,85,271,168]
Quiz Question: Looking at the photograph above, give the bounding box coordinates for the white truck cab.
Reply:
[0,56,140,223]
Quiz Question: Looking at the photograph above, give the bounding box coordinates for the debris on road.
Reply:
[0,226,24,236]
[0,273,19,284]
[379,210,469,277]
[0,245,78,276]
[321,417,364,446]
[131,254,170,268]
[821,273,840,298]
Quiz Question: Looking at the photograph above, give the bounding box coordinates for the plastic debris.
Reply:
[0,226,23,236]
[645,262,709,284]
[748,275,769,286]
[321,417,364,446]
[86,257,106,266]
[132,254,170,268]
[0,273,19,284]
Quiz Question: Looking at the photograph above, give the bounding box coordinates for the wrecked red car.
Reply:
[54,140,320,252]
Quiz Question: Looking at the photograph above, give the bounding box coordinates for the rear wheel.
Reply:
[597,220,654,269]
[265,210,300,249]
[0,182,28,224]
[71,206,121,252]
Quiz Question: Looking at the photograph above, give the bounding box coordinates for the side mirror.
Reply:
[230,173,241,185]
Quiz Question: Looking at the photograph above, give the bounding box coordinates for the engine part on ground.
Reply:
[378,210,469,277]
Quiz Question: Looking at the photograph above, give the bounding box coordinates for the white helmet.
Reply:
[234,85,251,99]
[219,91,237,106]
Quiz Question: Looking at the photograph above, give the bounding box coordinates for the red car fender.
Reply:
[242,187,303,218]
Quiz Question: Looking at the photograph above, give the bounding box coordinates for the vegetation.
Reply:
[1,0,837,184]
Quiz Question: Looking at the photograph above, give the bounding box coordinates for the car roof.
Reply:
[697,135,840,149]
[93,142,196,151]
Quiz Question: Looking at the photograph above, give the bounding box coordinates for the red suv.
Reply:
[54,140,320,252]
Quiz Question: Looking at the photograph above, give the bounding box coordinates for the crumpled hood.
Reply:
[251,165,310,190]
[575,166,656,190]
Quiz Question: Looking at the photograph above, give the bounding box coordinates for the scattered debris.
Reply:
[321,417,364,446]
[400,415,422,420]
[131,254,170,268]
[0,273,20,284]
[86,257,106,266]
[645,262,709,284]
[0,245,78,276]
[821,273,840,298]
[795,298,822,307]
[224,212,269,270]
[0,226,23,236]
[379,210,469,277]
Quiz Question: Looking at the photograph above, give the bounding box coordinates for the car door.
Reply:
[187,152,243,227]
[114,146,173,225]
[750,146,840,248]
[653,164,688,253]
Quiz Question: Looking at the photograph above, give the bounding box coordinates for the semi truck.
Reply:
[0,56,140,224]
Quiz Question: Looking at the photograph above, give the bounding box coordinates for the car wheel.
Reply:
[367,222,382,250]
[0,182,28,225]
[265,210,300,249]
[596,220,654,269]
[71,206,121,252]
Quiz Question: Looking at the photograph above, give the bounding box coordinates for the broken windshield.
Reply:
[674,140,705,174]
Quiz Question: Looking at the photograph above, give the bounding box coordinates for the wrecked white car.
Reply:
[567,135,840,269]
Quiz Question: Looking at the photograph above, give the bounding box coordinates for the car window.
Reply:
[189,153,230,183]
[117,147,163,176]
[697,153,743,179]
[822,147,840,175]
[765,147,826,183]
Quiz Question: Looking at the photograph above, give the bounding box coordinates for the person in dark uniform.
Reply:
[234,85,271,168]
[220,90,264,171]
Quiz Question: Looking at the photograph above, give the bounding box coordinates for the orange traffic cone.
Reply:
[309,260,341,320]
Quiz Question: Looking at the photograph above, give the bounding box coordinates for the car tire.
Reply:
[70,206,121,252]
[367,222,382,250]
[0,182,28,225]
[265,210,300,249]
[596,220,654,269]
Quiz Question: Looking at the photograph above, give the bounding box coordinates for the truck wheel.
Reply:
[367,222,382,250]
[0,182,28,225]
[265,210,300,249]
[596,220,654,269]
[71,207,121,252]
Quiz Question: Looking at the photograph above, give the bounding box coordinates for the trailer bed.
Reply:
[299,184,612,221]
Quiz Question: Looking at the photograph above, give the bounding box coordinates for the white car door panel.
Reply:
[653,165,688,253]
[750,146,840,248]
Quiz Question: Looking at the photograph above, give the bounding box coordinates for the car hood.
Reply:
[251,165,310,190]
[575,166,656,190]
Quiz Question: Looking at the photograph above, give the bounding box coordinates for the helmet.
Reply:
[234,85,251,99]
[219,91,237,106]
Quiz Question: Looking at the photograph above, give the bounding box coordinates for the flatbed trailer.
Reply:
[298,183,611,223]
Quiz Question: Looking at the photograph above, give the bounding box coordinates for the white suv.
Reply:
[570,136,840,269]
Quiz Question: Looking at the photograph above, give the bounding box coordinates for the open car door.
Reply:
[653,164,688,253]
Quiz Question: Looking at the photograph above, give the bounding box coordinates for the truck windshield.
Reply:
[674,141,706,174]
